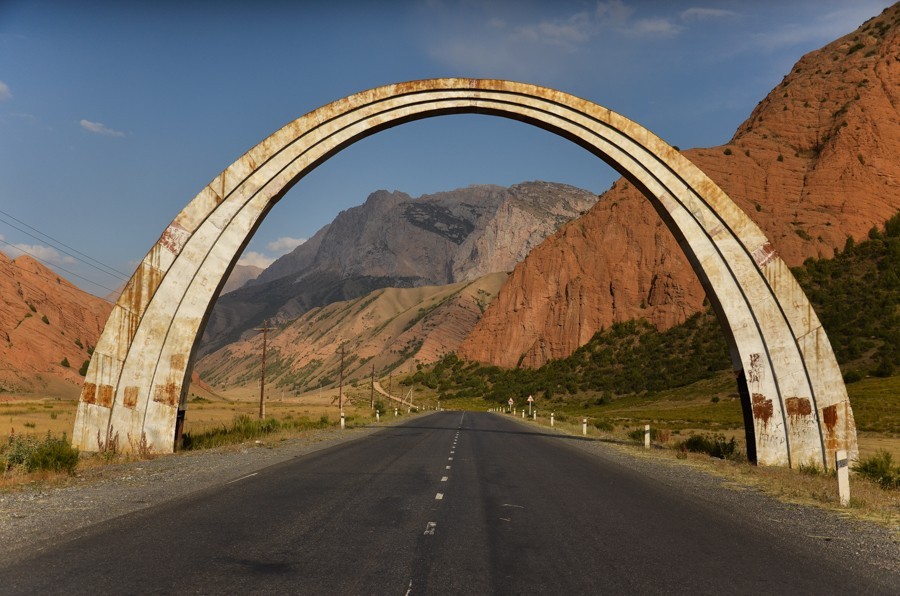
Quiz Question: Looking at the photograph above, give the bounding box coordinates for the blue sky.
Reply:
[0,0,892,297]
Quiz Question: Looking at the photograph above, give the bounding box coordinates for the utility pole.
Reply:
[338,343,345,415]
[255,320,269,419]
[370,362,375,410]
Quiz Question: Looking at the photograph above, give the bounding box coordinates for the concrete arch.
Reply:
[73,79,857,467]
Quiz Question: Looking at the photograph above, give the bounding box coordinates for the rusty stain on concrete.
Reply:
[752,393,773,427]
[97,384,114,408]
[751,241,777,267]
[82,382,96,405]
[785,396,812,418]
[152,383,179,407]
[123,386,139,409]
[822,404,838,434]
[159,223,191,256]
[170,353,186,372]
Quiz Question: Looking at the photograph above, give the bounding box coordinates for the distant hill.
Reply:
[0,251,112,398]
[196,273,508,393]
[460,4,900,368]
[199,181,598,357]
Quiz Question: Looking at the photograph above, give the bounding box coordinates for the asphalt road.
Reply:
[0,411,892,594]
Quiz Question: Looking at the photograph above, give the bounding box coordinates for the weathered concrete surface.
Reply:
[72,79,857,467]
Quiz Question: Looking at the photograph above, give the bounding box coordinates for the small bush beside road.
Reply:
[2,432,80,475]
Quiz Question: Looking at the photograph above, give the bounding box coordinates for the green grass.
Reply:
[181,414,332,450]
[846,375,900,434]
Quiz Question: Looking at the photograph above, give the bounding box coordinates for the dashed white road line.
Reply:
[424,522,437,535]
[435,493,444,500]
[441,476,448,482]
[448,457,453,461]
[446,465,451,470]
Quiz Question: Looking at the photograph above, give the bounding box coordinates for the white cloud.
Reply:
[425,0,684,75]
[747,5,888,52]
[0,81,11,101]
[237,251,274,269]
[80,119,125,137]
[681,8,737,21]
[628,18,683,38]
[595,0,634,26]
[3,238,76,266]
[516,11,595,49]
[266,236,306,254]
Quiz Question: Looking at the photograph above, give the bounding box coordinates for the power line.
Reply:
[0,208,130,280]
[0,237,121,300]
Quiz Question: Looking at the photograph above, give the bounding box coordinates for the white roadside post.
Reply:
[522,410,525,419]
[394,408,398,417]
[340,411,345,430]
[644,424,651,448]
[836,449,850,507]
[551,412,555,427]
[376,411,380,422]
[533,409,536,421]
[582,418,587,436]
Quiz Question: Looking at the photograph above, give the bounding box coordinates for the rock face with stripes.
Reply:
[72,79,857,469]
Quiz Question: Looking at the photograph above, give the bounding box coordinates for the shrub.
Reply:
[41,315,50,325]
[79,360,90,376]
[843,370,863,384]
[723,148,732,155]
[61,358,70,368]
[2,432,79,475]
[854,450,900,489]
[593,419,614,432]
[3,434,39,472]
[678,433,740,460]
[627,427,668,443]
[182,414,331,450]
[26,433,79,474]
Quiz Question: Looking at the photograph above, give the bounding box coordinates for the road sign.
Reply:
[527,395,534,402]
[508,398,514,405]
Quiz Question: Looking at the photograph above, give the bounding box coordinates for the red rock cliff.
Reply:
[460,6,900,368]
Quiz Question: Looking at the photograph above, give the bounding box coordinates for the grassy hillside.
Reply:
[408,211,900,407]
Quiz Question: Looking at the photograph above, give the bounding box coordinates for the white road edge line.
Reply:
[405,579,413,596]
[226,472,258,484]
